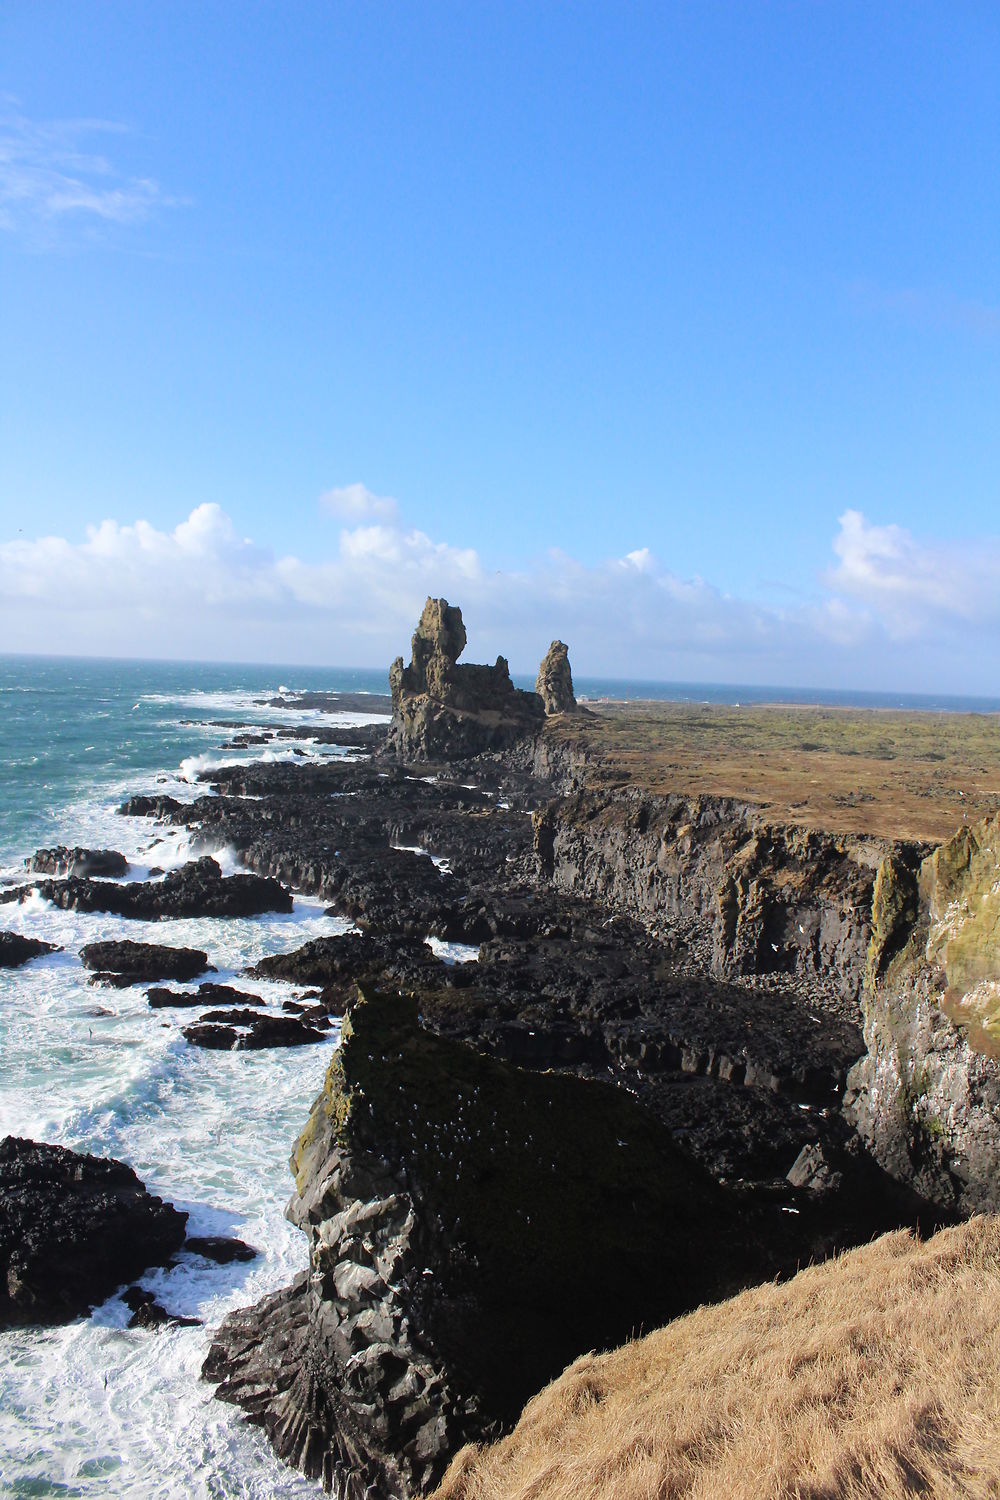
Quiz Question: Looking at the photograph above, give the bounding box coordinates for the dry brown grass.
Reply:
[549,702,1000,841]
[433,1217,1000,1500]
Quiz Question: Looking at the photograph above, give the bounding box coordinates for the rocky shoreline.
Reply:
[6,600,1000,1497]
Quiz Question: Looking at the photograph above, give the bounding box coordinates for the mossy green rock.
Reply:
[923,816,1000,995]
[866,853,920,988]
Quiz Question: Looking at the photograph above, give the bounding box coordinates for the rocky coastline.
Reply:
[6,598,1000,1497]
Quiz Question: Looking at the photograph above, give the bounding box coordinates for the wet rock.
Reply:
[80,940,213,984]
[182,1014,327,1050]
[182,1024,239,1050]
[185,1235,258,1264]
[28,846,129,878]
[0,931,59,968]
[0,1137,187,1329]
[148,982,268,1010]
[122,1286,200,1330]
[29,857,292,921]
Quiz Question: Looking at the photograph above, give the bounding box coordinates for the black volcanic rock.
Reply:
[185,1235,258,1264]
[0,931,59,968]
[27,857,292,921]
[0,1137,187,1328]
[80,940,213,984]
[204,984,752,1496]
[28,846,129,878]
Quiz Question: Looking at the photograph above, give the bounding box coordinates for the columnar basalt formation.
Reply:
[204,984,752,1497]
[534,640,578,714]
[388,598,544,759]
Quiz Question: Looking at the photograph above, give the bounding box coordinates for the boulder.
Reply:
[534,640,577,714]
[0,1137,187,1328]
[387,598,544,760]
[28,846,128,879]
[80,940,213,984]
[0,932,59,968]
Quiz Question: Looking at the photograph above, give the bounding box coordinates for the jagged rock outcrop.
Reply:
[388,599,544,760]
[534,640,577,715]
[204,984,756,1497]
[0,1137,187,1328]
[80,939,213,985]
[13,856,291,921]
[846,814,1000,1214]
[0,931,59,968]
[27,846,128,878]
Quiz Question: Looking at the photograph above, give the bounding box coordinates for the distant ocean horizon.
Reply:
[4,650,1000,716]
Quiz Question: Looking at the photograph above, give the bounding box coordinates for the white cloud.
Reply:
[320,483,398,524]
[0,105,183,243]
[4,494,1000,691]
[828,509,1000,638]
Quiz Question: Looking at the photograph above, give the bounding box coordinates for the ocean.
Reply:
[0,656,391,1499]
[2,652,998,1498]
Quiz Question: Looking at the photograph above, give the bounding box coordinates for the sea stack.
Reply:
[535,639,577,714]
[387,597,544,759]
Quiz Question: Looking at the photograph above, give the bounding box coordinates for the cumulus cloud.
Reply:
[320,483,399,524]
[828,509,1000,638]
[0,104,183,243]
[4,494,1000,689]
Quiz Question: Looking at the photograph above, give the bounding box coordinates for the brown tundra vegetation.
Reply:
[434,1216,1000,1500]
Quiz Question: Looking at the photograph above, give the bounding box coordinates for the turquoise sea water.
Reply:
[0,656,391,1500]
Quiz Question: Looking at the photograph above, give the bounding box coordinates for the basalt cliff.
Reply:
[130,601,1000,1498]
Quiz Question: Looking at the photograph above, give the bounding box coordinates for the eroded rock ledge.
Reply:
[204,984,759,1497]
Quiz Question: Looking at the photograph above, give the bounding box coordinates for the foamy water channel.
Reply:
[0,679,391,1497]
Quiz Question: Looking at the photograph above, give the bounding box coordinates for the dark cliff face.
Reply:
[388,598,544,760]
[204,984,760,1498]
[532,783,889,1007]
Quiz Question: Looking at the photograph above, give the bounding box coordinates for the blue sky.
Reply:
[2,2,999,688]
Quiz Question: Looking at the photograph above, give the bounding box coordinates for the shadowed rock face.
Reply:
[0,1137,187,1328]
[534,640,576,715]
[388,598,544,760]
[204,984,755,1498]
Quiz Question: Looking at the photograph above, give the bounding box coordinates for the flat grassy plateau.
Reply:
[552,701,1000,843]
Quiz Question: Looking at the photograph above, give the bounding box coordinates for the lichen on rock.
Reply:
[534,640,577,715]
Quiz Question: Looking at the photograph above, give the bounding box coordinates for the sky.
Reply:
[1,2,999,690]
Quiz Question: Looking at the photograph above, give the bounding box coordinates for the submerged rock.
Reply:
[0,931,59,968]
[204,983,756,1497]
[80,940,213,984]
[0,1137,187,1328]
[387,598,544,760]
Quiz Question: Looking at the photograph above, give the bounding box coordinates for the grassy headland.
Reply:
[549,701,1000,842]
[434,1216,1000,1500]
